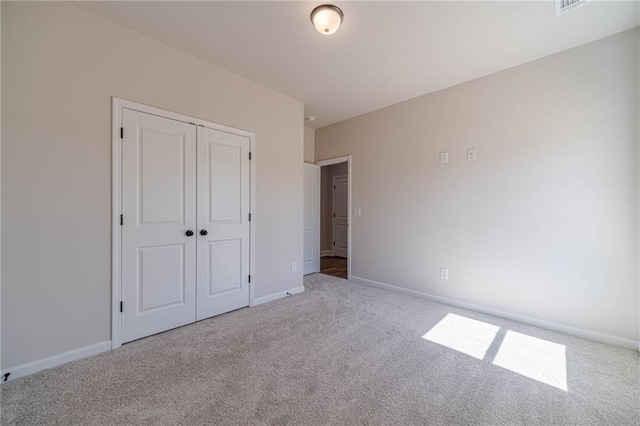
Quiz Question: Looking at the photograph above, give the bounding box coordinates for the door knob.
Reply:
[185,230,194,237]
[200,229,208,236]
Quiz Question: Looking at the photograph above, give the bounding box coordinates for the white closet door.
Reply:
[303,163,319,275]
[121,109,197,343]
[196,126,250,320]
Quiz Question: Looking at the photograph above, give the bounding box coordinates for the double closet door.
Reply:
[121,109,251,344]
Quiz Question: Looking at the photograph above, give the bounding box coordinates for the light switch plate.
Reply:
[353,208,361,217]
[440,268,449,280]
[439,152,449,164]
[467,148,477,161]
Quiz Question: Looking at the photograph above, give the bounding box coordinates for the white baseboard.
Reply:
[1,340,112,383]
[1,285,303,383]
[350,275,639,351]
[253,285,305,306]
[320,250,334,257]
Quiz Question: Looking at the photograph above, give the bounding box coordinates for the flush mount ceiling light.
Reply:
[310,4,344,35]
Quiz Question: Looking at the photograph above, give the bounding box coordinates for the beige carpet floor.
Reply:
[1,274,639,425]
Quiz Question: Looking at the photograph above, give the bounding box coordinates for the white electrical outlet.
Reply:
[467,148,477,161]
[292,262,297,272]
[439,152,449,164]
[440,268,449,280]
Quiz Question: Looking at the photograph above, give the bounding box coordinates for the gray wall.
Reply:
[316,29,639,343]
[304,127,315,163]
[1,2,304,369]
[320,162,348,252]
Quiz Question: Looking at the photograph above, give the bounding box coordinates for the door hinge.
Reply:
[248,213,251,222]
[120,301,123,313]
[248,275,251,283]
[333,241,336,246]
[333,213,335,218]
[120,127,123,139]
[120,214,123,226]
[333,185,336,189]
[249,152,252,160]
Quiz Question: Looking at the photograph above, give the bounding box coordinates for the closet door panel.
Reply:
[197,126,250,320]
[121,109,197,343]
[208,142,242,223]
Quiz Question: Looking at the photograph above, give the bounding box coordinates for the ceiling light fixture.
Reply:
[305,116,316,122]
[310,4,344,35]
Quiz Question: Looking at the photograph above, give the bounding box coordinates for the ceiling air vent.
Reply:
[556,0,588,16]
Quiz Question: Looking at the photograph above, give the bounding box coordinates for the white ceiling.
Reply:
[75,1,639,128]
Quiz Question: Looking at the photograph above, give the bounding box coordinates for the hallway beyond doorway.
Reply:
[320,256,347,279]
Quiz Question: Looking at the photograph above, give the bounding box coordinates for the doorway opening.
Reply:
[319,161,349,279]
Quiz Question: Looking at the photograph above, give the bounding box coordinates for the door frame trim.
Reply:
[315,156,352,280]
[111,97,256,349]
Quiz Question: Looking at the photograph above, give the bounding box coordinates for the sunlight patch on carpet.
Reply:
[492,330,567,391]
[422,313,500,360]
[423,314,568,391]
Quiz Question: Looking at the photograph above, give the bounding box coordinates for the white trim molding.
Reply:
[315,155,352,280]
[0,341,111,383]
[320,250,334,257]
[111,97,257,349]
[253,286,305,306]
[350,275,640,351]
